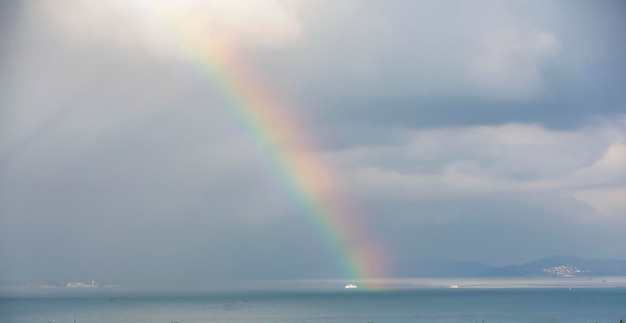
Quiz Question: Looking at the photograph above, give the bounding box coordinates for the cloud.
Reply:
[255,1,625,131]
[468,30,560,99]
[30,0,301,58]
[30,1,569,100]
[574,188,626,220]
[573,138,626,186]
[1,0,625,285]
[336,116,626,221]
[253,0,564,101]
[1,0,304,154]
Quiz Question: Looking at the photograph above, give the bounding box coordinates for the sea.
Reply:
[1,278,625,323]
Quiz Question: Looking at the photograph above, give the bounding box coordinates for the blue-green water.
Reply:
[1,288,625,323]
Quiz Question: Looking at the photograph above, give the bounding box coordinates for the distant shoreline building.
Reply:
[66,279,97,288]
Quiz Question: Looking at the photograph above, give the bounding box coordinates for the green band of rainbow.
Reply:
[149,6,389,288]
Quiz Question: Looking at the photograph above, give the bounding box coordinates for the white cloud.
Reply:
[573,140,626,186]
[574,187,626,220]
[336,116,626,221]
[31,0,301,58]
[3,0,303,154]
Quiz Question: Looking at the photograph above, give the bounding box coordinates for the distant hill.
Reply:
[481,256,626,277]
[401,256,626,278]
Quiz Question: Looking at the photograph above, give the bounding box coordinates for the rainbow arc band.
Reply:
[152,7,389,288]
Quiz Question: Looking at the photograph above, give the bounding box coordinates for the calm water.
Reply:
[1,288,625,323]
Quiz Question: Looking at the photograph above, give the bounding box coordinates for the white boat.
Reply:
[449,284,459,289]
[345,283,358,289]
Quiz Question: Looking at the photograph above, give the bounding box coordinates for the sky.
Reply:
[1,0,625,289]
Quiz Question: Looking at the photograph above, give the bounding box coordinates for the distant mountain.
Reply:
[479,256,626,277]
[401,256,626,278]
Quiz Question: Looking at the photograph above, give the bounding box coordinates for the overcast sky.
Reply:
[1,0,625,289]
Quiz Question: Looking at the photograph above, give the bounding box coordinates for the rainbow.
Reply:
[147,5,389,287]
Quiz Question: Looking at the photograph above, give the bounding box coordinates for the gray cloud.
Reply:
[256,0,626,131]
[1,0,625,287]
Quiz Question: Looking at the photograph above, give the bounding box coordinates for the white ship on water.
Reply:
[345,283,358,289]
